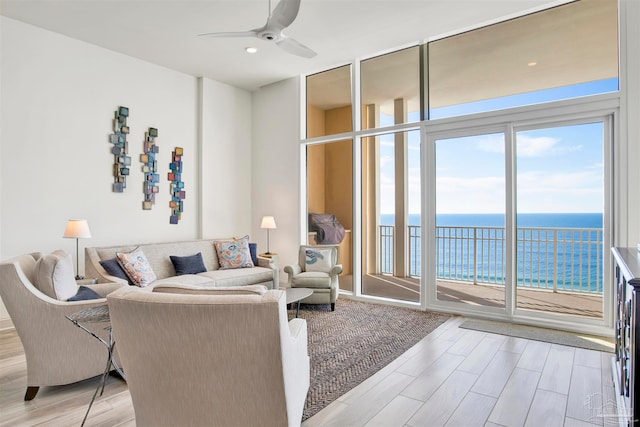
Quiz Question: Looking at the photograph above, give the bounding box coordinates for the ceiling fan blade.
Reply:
[267,0,301,30]
[198,30,259,38]
[276,35,317,58]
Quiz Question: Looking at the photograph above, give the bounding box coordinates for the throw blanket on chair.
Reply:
[309,213,345,245]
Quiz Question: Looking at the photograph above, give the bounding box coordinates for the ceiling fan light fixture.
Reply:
[245,47,258,53]
[198,0,317,58]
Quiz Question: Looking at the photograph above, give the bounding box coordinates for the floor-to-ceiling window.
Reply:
[360,47,421,302]
[306,66,354,291]
[424,0,616,329]
[301,0,618,333]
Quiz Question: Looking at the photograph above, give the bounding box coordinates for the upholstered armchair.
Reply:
[107,284,310,427]
[284,245,342,311]
[0,252,124,400]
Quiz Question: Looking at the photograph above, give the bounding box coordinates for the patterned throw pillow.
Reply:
[214,236,254,270]
[305,248,333,273]
[116,247,157,287]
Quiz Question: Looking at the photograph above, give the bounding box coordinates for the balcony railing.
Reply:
[378,225,603,294]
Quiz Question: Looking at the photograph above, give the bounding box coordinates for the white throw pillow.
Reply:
[305,248,333,273]
[34,250,78,300]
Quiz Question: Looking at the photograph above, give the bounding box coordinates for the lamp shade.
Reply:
[261,216,276,229]
[63,219,92,239]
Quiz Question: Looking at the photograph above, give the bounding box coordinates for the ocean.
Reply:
[379,213,604,292]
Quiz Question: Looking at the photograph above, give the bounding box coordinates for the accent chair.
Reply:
[0,252,122,400]
[107,284,310,427]
[284,245,342,311]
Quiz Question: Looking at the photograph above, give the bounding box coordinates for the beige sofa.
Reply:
[85,239,279,289]
[107,284,309,426]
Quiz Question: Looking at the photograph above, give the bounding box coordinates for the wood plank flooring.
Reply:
[1,317,618,427]
[303,317,619,427]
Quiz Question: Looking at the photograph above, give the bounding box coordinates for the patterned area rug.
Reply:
[297,299,450,420]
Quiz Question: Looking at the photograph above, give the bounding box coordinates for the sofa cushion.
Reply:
[153,274,215,287]
[170,252,207,276]
[214,236,254,269]
[67,285,102,301]
[304,248,333,273]
[117,247,157,287]
[199,267,274,287]
[291,272,332,288]
[99,257,133,284]
[34,250,78,300]
[153,284,268,295]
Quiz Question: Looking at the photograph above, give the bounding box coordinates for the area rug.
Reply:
[459,319,614,353]
[299,299,450,420]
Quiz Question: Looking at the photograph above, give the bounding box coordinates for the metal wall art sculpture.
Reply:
[141,127,160,210]
[109,106,131,192]
[168,147,185,224]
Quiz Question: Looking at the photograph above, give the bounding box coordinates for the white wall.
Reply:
[251,78,300,285]
[1,16,199,257]
[200,77,253,238]
[0,17,252,327]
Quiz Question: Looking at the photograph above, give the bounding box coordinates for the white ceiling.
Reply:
[0,0,563,91]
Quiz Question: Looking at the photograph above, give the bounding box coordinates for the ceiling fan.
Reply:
[198,0,317,58]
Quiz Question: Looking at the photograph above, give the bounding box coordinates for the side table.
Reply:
[66,305,124,426]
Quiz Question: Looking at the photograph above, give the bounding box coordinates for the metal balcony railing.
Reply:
[378,225,603,294]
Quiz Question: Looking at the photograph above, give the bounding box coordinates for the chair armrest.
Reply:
[330,264,343,277]
[284,264,302,276]
[84,282,128,297]
[288,318,308,357]
[256,256,274,268]
[288,318,306,340]
[257,256,279,288]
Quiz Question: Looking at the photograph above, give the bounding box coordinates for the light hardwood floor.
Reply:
[1,317,619,427]
[304,317,619,427]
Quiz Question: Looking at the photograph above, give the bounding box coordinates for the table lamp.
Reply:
[63,219,92,279]
[261,216,276,254]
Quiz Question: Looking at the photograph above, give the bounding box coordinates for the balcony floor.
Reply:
[339,274,603,319]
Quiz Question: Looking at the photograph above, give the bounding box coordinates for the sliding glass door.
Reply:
[427,115,609,325]
[515,122,605,319]
[432,131,506,310]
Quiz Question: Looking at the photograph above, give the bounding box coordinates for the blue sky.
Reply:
[378,78,617,215]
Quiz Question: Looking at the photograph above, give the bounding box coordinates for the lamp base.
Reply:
[75,275,84,280]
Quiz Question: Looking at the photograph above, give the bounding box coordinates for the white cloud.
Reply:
[516,169,603,212]
[436,176,506,213]
[516,136,558,157]
[475,135,505,154]
[475,134,582,158]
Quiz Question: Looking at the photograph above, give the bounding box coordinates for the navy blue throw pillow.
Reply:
[67,286,102,301]
[249,243,258,266]
[170,252,207,275]
[100,257,134,285]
